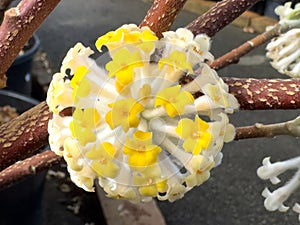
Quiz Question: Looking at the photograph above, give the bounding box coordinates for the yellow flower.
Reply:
[105,98,144,132]
[175,115,212,155]
[96,26,158,51]
[86,142,120,178]
[155,85,194,117]
[132,164,165,197]
[105,48,143,92]
[203,83,230,108]
[63,138,83,171]
[158,50,193,74]
[48,79,73,114]
[123,130,162,167]
[138,84,152,105]
[70,107,101,146]
[133,175,168,197]
[70,65,90,99]
[185,155,215,187]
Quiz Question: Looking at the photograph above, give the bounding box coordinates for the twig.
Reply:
[0,0,61,88]
[186,0,261,37]
[0,150,61,190]
[0,102,51,170]
[235,116,300,140]
[210,24,286,70]
[139,0,187,38]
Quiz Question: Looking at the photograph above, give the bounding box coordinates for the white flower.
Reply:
[162,28,214,62]
[275,2,300,27]
[258,156,300,220]
[266,28,300,77]
[47,24,239,202]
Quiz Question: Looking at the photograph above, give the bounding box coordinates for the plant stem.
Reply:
[139,0,187,38]
[210,24,287,70]
[186,0,261,37]
[0,0,61,88]
[0,150,61,190]
[235,116,300,140]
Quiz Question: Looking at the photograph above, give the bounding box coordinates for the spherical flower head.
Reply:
[47,24,239,202]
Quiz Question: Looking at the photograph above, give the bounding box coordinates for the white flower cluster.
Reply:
[266,28,300,77]
[47,24,239,202]
[258,156,300,220]
[266,2,300,77]
[275,2,300,27]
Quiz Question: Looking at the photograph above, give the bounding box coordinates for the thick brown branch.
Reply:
[139,0,187,38]
[210,24,283,70]
[0,0,61,88]
[0,150,61,190]
[186,0,261,37]
[224,78,300,110]
[0,101,52,170]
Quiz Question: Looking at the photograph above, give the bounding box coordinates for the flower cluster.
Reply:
[258,156,300,220]
[275,2,300,27]
[266,28,300,78]
[47,24,239,202]
[266,2,300,78]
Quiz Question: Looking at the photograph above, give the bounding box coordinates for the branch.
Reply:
[224,77,300,110]
[186,0,261,37]
[0,150,61,190]
[0,78,299,172]
[139,0,187,38]
[210,24,284,70]
[0,101,51,170]
[0,0,61,88]
[235,116,300,140]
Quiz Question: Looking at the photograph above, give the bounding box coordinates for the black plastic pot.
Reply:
[5,35,40,96]
[0,90,45,225]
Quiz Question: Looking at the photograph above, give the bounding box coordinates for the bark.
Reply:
[139,0,187,38]
[0,101,51,170]
[224,78,300,110]
[0,0,61,88]
[186,0,261,37]
[235,123,291,140]
[0,150,61,190]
